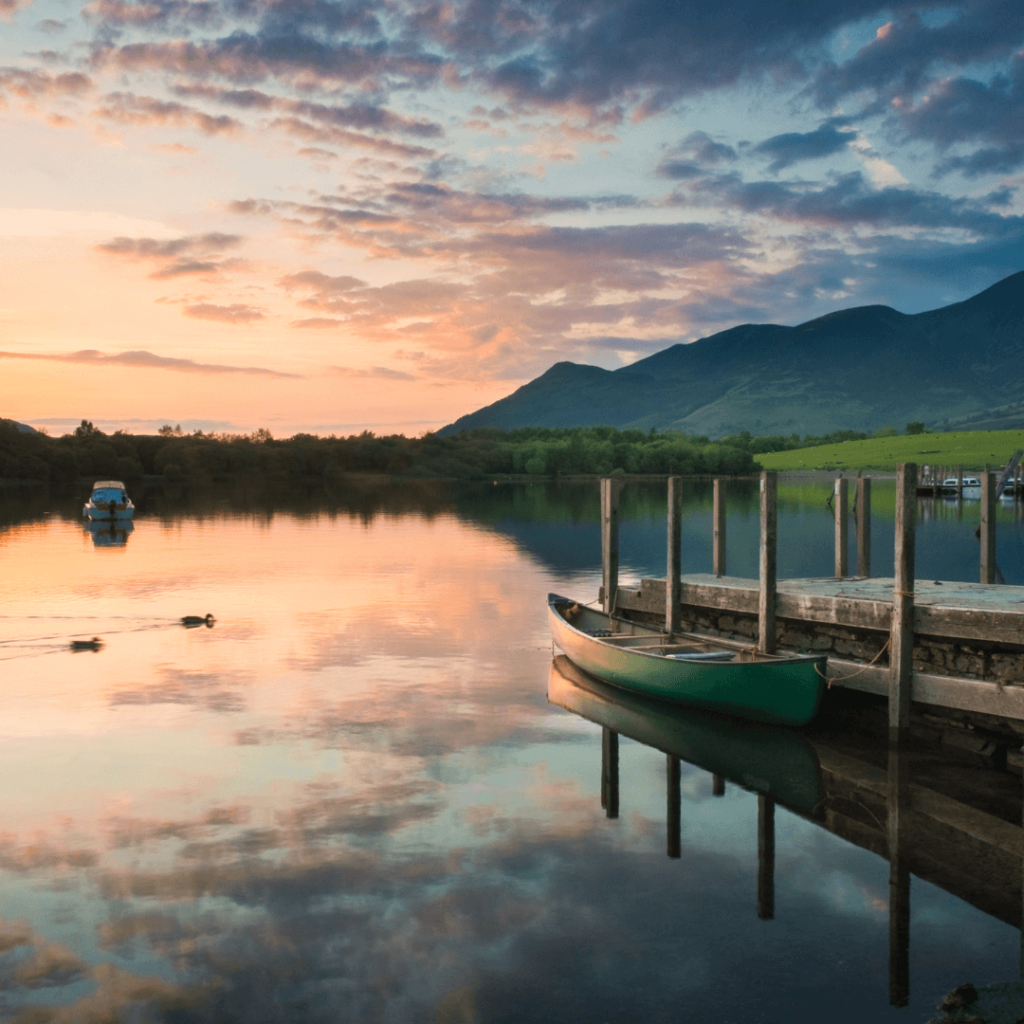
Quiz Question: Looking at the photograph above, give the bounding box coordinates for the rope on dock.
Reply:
[816,637,892,689]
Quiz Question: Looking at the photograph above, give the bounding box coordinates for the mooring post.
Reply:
[667,476,682,633]
[834,476,848,578]
[981,470,996,584]
[890,463,917,737]
[757,794,775,920]
[713,478,726,576]
[856,476,871,577]
[887,742,911,1007]
[601,477,620,614]
[759,471,777,654]
[712,774,725,796]
[667,755,681,859]
[601,727,619,819]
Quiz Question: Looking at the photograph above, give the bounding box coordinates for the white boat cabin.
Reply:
[89,480,129,504]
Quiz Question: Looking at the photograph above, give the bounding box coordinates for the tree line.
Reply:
[0,420,760,487]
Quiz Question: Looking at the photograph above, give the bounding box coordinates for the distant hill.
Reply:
[440,270,1024,437]
[1,418,38,434]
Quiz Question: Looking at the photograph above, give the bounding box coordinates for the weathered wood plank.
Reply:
[601,477,619,615]
[759,472,777,654]
[713,478,726,577]
[666,476,682,634]
[891,462,917,735]
[856,476,871,578]
[981,470,996,585]
[827,657,1024,721]
[835,477,849,578]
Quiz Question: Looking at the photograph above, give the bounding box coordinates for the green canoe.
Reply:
[548,593,827,726]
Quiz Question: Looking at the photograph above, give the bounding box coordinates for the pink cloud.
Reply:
[0,348,297,376]
[183,303,266,324]
[94,92,242,135]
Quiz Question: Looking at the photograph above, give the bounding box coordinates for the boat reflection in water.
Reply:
[548,654,1024,1011]
[548,654,820,923]
[85,519,134,548]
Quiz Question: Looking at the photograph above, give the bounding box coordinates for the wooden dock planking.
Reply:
[618,574,1024,644]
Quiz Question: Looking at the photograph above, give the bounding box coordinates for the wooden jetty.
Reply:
[598,467,1024,744]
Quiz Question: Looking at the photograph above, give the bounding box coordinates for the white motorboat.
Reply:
[82,480,135,520]
[941,476,981,498]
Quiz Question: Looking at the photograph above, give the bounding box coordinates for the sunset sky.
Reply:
[2,0,1022,436]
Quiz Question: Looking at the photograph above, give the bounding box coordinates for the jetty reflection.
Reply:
[548,655,1024,1008]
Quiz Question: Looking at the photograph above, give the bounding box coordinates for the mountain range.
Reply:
[440,269,1024,438]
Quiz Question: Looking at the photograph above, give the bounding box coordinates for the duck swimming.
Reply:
[70,637,103,652]
[181,614,216,628]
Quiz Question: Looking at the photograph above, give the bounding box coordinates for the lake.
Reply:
[1,476,1022,1023]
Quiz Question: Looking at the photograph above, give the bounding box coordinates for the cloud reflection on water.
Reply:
[0,487,1019,1022]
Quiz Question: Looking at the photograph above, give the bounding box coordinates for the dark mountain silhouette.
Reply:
[0,418,39,434]
[440,270,1024,437]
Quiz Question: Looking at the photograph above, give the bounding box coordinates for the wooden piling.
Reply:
[667,477,682,634]
[601,727,619,819]
[834,477,848,578]
[667,755,681,859]
[856,476,871,578]
[713,478,726,576]
[601,478,620,615]
[890,463,917,737]
[758,471,777,654]
[712,774,725,797]
[757,795,775,920]
[981,471,996,585]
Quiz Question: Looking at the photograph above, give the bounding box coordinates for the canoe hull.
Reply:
[548,594,826,726]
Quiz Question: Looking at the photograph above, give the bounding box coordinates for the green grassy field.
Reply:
[755,430,1024,473]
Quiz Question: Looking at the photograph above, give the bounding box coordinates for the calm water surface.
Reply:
[1,478,1021,1023]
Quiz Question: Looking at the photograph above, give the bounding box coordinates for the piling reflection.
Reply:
[887,741,911,1007]
[549,654,1024,1010]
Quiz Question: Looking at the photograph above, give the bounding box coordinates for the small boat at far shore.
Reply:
[548,594,827,726]
[82,480,134,521]
[940,476,981,498]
